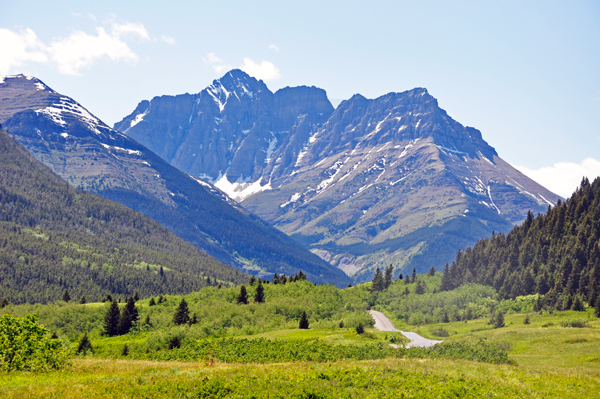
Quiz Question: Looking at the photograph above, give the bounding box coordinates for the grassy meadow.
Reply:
[1,275,600,397]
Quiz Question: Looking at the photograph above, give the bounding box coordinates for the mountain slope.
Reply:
[0,74,349,286]
[117,70,561,282]
[0,128,248,303]
[441,177,600,308]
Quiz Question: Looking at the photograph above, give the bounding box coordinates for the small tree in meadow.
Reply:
[493,310,505,328]
[173,298,190,325]
[356,322,365,334]
[237,285,249,304]
[254,281,265,303]
[103,300,120,337]
[118,297,139,335]
[299,311,309,329]
[62,290,71,302]
[76,331,94,355]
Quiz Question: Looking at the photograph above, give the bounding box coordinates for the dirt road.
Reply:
[368,310,443,348]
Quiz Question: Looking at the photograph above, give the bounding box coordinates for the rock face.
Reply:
[0,74,350,286]
[116,70,562,282]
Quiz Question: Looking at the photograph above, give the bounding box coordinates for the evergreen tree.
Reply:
[76,331,93,354]
[272,273,279,284]
[572,295,585,311]
[133,291,140,302]
[254,281,265,303]
[62,289,70,302]
[428,267,436,276]
[415,280,426,294]
[118,296,139,335]
[356,322,364,334]
[149,297,156,306]
[411,268,417,283]
[237,285,249,304]
[280,275,287,285]
[384,264,394,289]
[372,268,384,292]
[173,298,190,325]
[0,297,9,308]
[79,295,86,304]
[398,273,403,280]
[249,275,256,286]
[121,344,129,356]
[494,310,505,328]
[299,310,309,329]
[594,295,600,318]
[339,320,344,328]
[103,300,120,337]
[188,313,198,325]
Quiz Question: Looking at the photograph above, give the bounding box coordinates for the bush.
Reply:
[356,323,364,334]
[0,314,70,371]
[430,328,450,337]
[559,319,589,328]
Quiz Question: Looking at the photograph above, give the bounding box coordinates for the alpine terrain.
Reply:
[115,69,561,282]
[0,74,350,286]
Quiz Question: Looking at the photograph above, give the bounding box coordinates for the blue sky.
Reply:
[1,1,599,197]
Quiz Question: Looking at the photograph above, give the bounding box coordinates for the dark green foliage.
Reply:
[168,336,181,350]
[249,276,256,286]
[0,297,10,308]
[76,331,93,355]
[398,273,403,280]
[62,290,70,303]
[0,313,70,371]
[339,320,344,328]
[595,295,600,317]
[254,281,265,303]
[0,130,247,304]
[103,300,120,337]
[148,297,156,306]
[133,291,139,302]
[188,313,198,326]
[237,285,249,305]
[411,268,417,283]
[523,315,530,325]
[372,267,384,292]
[144,315,151,325]
[272,273,279,284]
[172,298,190,325]
[493,310,505,329]
[428,267,436,276]
[383,264,394,289]
[572,295,585,311]
[118,297,139,335]
[79,296,86,304]
[299,310,309,329]
[415,280,426,295]
[441,178,600,306]
[121,344,129,356]
[356,322,364,334]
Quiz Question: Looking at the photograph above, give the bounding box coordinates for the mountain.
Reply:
[0,74,349,286]
[0,128,249,303]
[440,177,600,309]
[116,70,561,282]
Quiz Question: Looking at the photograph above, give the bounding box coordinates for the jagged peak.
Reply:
[0,74,53,92]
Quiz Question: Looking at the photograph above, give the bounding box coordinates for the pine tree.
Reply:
[249,276,256,286]
[0,297,9,308]
[411,268,417,283]
[254,281,265,303]
[103,300,120,337]
[594,295,600,318]
[272,273,279,284]
[118,297,139,335]
[62,289,71,302]
[572,295,585,311]
[133,291,140,302]
[76,331,94,355]
[188,313,198,325]
[79,295,86,304]
[299,310,309,329]
[372,268,384,292]
[428,267,436,276]
[173,298,190,325]
[384,264,394,289]
[149,297,156,306]
[415,280,426,294]
[494,310,505,328]
[237,285,249,304]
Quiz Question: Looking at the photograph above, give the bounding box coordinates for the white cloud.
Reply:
[269,44,280,52]
[203,53,281,81]
[0,28,48,75]
[241,58,281,81]
[161,35,176,45]
[202,52,232,74]
[0,23,149,76]
[516,158,600,198]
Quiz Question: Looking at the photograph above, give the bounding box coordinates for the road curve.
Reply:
[369,310,443,348]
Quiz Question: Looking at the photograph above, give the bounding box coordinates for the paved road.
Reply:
[369,310,443,348]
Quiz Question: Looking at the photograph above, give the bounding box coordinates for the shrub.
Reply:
[559,319,589,328]
[76,331,93,355]
[356,322,364,334]
[430,328,450,337]
[0,314,70,371]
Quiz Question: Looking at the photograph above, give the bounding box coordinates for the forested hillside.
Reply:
[441,177,600,308]
[0,129,247,304]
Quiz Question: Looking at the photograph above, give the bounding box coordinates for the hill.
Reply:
[0,74,349,286]
[116,69,561,282]
[440,177,600,307]
[0,128,249,303]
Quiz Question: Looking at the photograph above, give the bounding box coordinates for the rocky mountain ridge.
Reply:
[116,70,562,282]
[0,74,349,286]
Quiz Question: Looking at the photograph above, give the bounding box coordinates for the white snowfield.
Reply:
[368,310,443,348]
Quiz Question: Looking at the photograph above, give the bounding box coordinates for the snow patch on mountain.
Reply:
[214,174,272,202]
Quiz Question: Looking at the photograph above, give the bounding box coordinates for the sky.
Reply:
[1,0,599,198]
